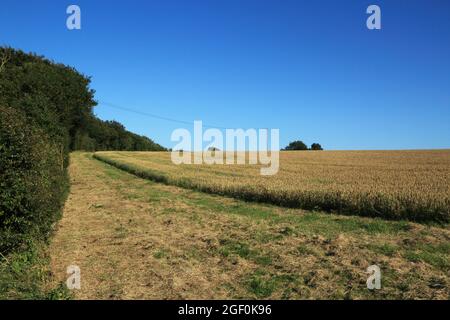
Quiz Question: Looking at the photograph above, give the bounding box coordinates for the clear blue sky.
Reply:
[1,0,449,150]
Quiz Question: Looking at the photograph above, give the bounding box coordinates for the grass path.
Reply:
[48,152,449,299]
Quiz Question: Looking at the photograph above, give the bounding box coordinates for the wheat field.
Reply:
[93,150,450,223]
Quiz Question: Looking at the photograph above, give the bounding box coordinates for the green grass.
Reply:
[244,269,300,299]
[218,239,273,267]
[367,243,398,257]
[404,250,449,272]
[296,244,317,256]
[0,239,71,300]
[153,249,168,260]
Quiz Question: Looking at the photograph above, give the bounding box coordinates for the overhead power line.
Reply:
[98,101,229,130]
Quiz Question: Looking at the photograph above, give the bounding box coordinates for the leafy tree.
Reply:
[284,140,308,151]
[311,143,323,151]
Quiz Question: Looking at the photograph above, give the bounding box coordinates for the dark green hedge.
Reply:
[0,107,68,253]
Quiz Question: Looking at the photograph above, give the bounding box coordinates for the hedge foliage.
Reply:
[0,107,68,253]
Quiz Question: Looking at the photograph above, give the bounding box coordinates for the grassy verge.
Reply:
[0,238,71,300]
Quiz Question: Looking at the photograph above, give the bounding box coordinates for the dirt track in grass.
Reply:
[48,152,449,299]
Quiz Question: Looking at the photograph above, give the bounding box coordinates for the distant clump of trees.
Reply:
[310,143,323,151]
[283,140,323,151]
[0,47,165,254]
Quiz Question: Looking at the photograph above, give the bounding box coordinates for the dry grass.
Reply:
[48,152,449,299]
[94,150,450,223]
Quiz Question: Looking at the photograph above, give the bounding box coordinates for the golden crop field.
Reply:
[93,150,450,223]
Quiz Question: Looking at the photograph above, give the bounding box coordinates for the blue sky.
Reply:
[1,0,449,150]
